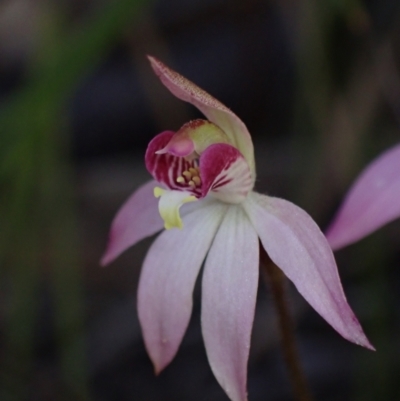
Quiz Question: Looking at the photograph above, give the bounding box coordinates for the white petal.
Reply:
[243,192,373,349]
[202,205,259,401]
[138,202,228,373]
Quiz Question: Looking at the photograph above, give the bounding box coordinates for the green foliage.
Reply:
[0,0,148,398]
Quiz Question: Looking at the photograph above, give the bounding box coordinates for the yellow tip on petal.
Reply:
[154,187,165,198]
[154,187,197,230]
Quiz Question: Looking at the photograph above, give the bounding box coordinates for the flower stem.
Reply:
[260,246,313,401]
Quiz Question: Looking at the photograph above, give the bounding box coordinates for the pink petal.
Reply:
[145,130,201,197]
[148,56,255,176]
[101,180,163,266]
[244,192,374,350]
[202,206,259,401]
[200,143,253,203]
[326,143,400,250]
[138,201,227,373]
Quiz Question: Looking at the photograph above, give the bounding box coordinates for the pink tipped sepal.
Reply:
[326,143,400,250]
[100,180,163,266]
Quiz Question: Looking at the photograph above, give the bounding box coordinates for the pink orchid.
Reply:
[326,143,400,250]
[101,56,373,401]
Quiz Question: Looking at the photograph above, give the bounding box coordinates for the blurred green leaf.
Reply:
[1,0,148,161]
[0,0,149,399]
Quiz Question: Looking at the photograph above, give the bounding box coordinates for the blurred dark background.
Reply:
[0,0,400,400]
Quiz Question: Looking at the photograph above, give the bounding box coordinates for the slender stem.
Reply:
[260,246,313,401]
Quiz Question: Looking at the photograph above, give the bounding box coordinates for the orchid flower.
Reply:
[101,56,373,401]
[326,143,400,250]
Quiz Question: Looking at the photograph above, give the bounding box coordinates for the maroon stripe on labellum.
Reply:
[145,131,201,196]
[212,177,233,190]
[200,143,251,198]
[146,132,251,201]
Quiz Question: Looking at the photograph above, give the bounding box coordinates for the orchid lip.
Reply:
[145,131,254,230]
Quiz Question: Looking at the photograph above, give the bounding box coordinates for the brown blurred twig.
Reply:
[260,245,313,401]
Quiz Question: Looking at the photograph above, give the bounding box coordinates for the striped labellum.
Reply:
[145,126,254,230]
